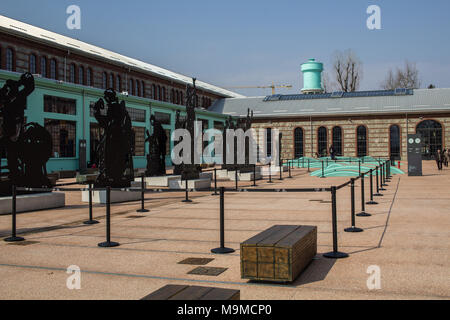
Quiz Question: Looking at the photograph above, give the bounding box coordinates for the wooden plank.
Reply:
[200,288,240,300]
[241,225,283,246]
[169,286,214,300]
[141,285,188,300]
[257,225,300,246]
[276,226,315,248]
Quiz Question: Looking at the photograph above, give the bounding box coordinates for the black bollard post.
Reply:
[307,159,310,172]
[288,160,292,178]
[367,169,379,205]
[321,160,326,178]
[358,161,361,176]
[211,187,235,254]
[374,166,383,196]
[268,162,273,183]
[357,172,371,217]
[235,170,238,191]
[84,183,99,225]
[279,159,283,180]
[4,185,25,242]
[386,160,391,181]
[323,186,349,259]
[253,164,257,187]
[380,163,387,189]
[345,178,364,233]
[137,175,149,213]
[212,168,219,196]
[98,186,120,248]
[182,178,193,203]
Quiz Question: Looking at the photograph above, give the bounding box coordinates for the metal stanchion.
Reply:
[4,185,25,242]
[374,166,383,196]
[288,160,292,178]
[324,186,349,259]
[345,178,364,233]
[235,170,238,191]
[98,186,119,248]
[268,162,273,183]
[182,178,192,203]
[357,172,371,217]
[136,175,149,213]
[321,160,326,178]
[84,183,99,225]
[279,159,283,180]
[380,162,387,189]
[212,168,219,196]
[367,169,378,205]
[358,161,361,176]
[253,164,257,187]
[211,187,235,254]
[307,159,310,172]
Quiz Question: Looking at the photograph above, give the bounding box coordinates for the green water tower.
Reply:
[301,58,324,94]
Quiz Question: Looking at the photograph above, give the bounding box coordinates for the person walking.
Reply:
[443,149,449,167]
[435,149,443,170]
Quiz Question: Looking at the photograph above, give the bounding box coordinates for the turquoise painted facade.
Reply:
[301,58,324,92]
[0,70,229,173]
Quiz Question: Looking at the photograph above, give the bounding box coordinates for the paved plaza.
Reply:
[0,162,449,300]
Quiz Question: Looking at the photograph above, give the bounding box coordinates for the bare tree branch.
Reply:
[332,49,363,92]
[381,61,421,90]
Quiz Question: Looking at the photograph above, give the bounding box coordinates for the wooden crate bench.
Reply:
[241,225,317,282]
[141,285,240,300]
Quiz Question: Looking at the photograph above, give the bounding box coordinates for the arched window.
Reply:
[6,48,14,71]
[109,73,114,89]
[332,126,343,156]
[294,127,304,158]
[141,81,145,97]
[266,128,272,157]
[69,64,76,83]
[50,59,57,79]
[171,89,175,103]
[102,72,107,89]
[162,87,166,101]
[176,91,180,104]
[86,68,92,87]
[78,66,84,85]
[152,84,157,99]
[157,85,161,100]
[318,127,328,157]
[357,126,368,157]
[389,125,401,160]
[136,80,140,97]
[416,120,443,160]
[29,54,37,74]
[129,79,133,95]
[180,92,183,105]
[40,57,47,77]
[116,75,121,92]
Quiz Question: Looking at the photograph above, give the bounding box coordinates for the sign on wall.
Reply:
[407,134,423,176]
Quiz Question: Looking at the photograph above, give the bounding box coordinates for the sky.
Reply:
[1,0,450,97]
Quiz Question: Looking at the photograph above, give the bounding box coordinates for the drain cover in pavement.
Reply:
[7,241,39,246]
[188,267,227,276]
[178,258,214,265]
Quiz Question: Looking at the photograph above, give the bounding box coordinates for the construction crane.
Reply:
[224,83,293,95]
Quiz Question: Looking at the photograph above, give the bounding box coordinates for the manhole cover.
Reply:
[178,258,214,265]
[7,241,39,246]
[188,267,227,276]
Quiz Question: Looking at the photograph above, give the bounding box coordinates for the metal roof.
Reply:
[209,88,450,118]
[0,15,245,99]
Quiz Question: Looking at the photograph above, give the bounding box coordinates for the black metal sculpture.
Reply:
[173,78,202,180]
[145,115,167,176]
[222,108,254,172]
[93,89,134,188]
[0,73,52,196]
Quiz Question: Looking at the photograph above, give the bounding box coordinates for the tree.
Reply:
[381,61,421,90]
[331,49,363,92]
[321,71,334,93]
